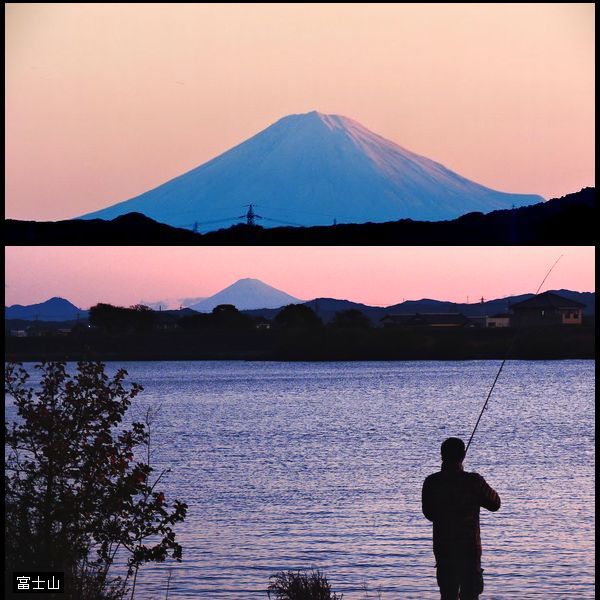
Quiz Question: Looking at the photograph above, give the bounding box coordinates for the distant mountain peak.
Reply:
[45,296,74,305]
[5,297,86,322]
[6,296,78,309]
[189,278,301,312]
[79,112,544,230]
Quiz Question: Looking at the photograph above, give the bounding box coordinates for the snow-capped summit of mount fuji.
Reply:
[79,111,544,230]
[189,278,301,312]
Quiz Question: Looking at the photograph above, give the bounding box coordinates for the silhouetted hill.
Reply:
[4,188,595,244]
[5,297,87,321]
[7,291,593,329]
[243,290,595,323]
[244,298,376,323]
[385,290,596,315]
[5,212,201,244]
[6,291,594,361]
[207,188,593,244]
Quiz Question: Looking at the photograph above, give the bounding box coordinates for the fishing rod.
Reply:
[464,254,564,455]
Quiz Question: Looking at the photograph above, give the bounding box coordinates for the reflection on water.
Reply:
[7,361,594,598]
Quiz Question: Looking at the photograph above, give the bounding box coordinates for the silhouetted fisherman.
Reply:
[422,437,501,600]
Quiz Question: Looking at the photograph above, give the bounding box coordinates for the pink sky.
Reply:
[5,246,594,308]
[5,4,595,221]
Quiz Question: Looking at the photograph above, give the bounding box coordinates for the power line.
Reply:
[180,203,337,232]
[261,216,305,228]
[237,204,263,226]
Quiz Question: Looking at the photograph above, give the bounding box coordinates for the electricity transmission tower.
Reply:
[239,204,263,226]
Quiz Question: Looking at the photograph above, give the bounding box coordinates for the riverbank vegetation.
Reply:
[4,362,188,600]
[5,302,595,362]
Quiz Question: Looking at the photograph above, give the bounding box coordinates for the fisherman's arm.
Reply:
[477,475,501,511]
[421,476,435,521]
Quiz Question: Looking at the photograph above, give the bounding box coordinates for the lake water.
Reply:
[6,361,595,599]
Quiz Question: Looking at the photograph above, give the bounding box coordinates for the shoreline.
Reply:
[5,325,595,363]
[4,355,596,363]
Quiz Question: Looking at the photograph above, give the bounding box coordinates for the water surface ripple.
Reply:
[7,361,594,599]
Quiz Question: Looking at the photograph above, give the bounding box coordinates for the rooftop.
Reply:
[510,291,585,310]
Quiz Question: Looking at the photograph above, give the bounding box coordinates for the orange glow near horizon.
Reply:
[5,3,595,220]
[4,246,595,309]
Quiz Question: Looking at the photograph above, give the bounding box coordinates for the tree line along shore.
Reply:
[5,303,595,362]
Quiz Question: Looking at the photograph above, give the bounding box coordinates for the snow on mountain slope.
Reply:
[189,278,301,312]
[80,111,544,229]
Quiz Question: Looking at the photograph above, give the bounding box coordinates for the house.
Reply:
[468,316,488,328]
[254,317,272,330]
[25,325,54,337]
[154,311,181,331]
[380,313,477,328]
[510,291,584,327]
[486,313,511,328]
[155,319,179,331]
[380,314,415,328]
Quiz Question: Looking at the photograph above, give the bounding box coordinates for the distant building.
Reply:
[155,320,179,331]
[9,329,27,337]
[380,314,414,328]
[254,317,272,330]
[154,311,181,331]
[25,325,54,337]
[468,316,488,328]
[510,292,584,327]
[380,313,477,328]
[486,313,511,328]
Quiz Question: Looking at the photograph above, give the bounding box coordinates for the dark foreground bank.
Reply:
[4,188,595,245]
[5,324,594,362]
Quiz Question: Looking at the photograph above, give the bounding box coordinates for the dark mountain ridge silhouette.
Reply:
[243,290,595,323]
[5,297,87,321]
[7,290,593,328]
[4,188,595,244]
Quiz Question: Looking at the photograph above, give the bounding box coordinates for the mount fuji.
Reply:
[79,111,544,229]
[189,278,301,312]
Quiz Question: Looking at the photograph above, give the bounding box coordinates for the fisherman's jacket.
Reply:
[422,463,501,558]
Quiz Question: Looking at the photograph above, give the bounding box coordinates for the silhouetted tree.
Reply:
[129,304,150,312]
[274,305,322,329]
[89,303,156,334]
[5,362,187,600]
[330,309,372,329]
[176,305,253,331]
[177,313,212,330]
[210,304,253,329]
